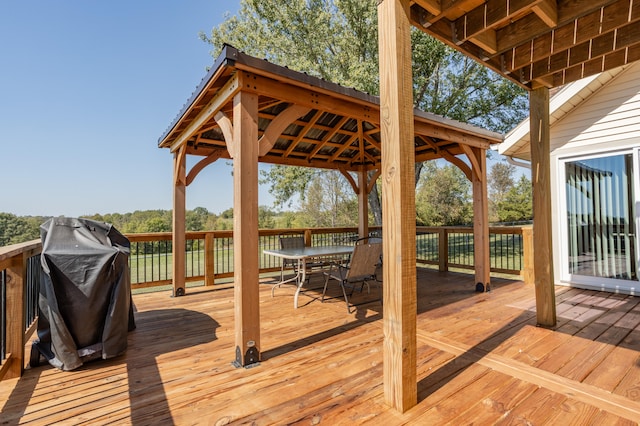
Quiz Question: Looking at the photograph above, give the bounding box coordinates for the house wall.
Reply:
[549,62,640,292]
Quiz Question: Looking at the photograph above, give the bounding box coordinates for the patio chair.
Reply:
[355,235,382,281]
[278,234,305,281]
[321,242,382,313]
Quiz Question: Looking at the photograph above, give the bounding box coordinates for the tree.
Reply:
[140,217,171,233]
[296,170,358,227]
[201,0,528,221]
[488,161,516,222]
[497,175,533,223]
[415,162,471,226]
[258,206,276,229]
[0,213,41,245]
[186,207,210,231]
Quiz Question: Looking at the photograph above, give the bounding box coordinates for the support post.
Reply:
[438,228,448,272]
[358,167,369,238]
[205,232,215,287]
[172,148,186,297]
[232,88,261,367]
[5,254,26,379]
[378,0,417,412]
[530,87,556,327]
[522,226,534,285]
[471,147,490,291]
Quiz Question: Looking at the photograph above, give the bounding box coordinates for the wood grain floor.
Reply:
[1,268,639,425]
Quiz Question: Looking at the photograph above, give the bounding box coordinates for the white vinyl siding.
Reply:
[552,64,640,153]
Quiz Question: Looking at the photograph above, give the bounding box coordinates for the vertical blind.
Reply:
[565,154,636,280]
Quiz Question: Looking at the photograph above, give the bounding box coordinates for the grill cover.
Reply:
[33,217,135,371]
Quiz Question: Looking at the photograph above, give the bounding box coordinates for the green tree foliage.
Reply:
[415,162,472,226]
[140,217,172,233]
[0,207,309,247]
[296,170,357,227]
[488,161,516,222]
[258,206,276,229]
[0,213,42,245]
[497,175,533,223]
[201,0,528,219]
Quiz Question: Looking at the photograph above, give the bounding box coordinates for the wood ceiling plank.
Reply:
[550,42,640,86]
[283,110,323,158]
[453,0,536,46]
[497,13,547,53]
[329,133,358,163]
[522,20,640,81]
[306,115,351,160]
[364,133,382,152]
[497,0,625,54]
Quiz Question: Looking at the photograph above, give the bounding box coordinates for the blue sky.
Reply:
[0,0,256,217]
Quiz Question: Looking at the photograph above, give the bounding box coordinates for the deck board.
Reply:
[1,268,639,425]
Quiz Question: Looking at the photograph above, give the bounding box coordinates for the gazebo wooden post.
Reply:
[358,166,369,238]
[232,87,261,367]
[471,147,490,291]
[530,87,557,327]
[172,147,186,297]
[378,0,417,412]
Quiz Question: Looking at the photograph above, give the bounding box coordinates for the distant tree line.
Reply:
[0,206,278,246]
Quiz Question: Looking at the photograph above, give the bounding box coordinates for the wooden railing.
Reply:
[416,226,533,280]
[0,240,42,381]
[0,224,531,381]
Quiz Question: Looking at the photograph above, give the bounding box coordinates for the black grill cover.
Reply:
[33,217,135,371]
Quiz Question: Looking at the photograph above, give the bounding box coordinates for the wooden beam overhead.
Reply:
[410,0,640,89]
[531,0,557,27]
[412,0,442,16]
[414,121,492,149]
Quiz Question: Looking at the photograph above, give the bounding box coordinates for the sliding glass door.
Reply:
[564,153,637,285]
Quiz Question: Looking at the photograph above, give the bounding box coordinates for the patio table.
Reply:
[264,245,354,308]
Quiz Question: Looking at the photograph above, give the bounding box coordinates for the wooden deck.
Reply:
[1,268,640,425]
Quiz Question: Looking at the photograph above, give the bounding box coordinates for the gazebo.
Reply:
[158,44,500,404]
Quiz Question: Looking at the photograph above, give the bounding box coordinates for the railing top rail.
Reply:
[125,227,360,242]
[0,239,42,264]
[416,225,530,234]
